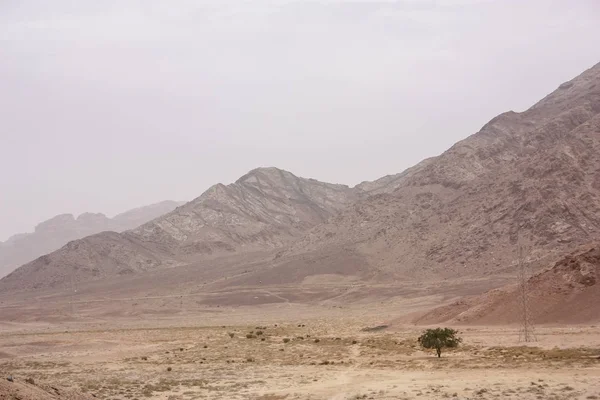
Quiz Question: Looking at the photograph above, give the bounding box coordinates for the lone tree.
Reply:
[418,328,462,358]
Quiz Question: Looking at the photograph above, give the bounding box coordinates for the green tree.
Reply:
[417,328,462,358]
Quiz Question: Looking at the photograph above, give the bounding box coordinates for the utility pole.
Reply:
[518,245,536,343]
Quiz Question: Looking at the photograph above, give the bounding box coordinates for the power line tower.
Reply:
[517,245,536,343]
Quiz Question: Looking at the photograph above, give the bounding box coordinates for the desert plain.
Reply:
[1,281,598,400]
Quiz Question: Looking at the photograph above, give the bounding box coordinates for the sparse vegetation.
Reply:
[418,328,462,358]
[283,338,290,343]
[1,321,597,400]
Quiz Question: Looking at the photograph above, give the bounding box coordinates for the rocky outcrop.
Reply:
[416,244,600,325]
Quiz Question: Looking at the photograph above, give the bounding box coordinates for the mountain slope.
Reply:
[415,243,600,325]
[0,200,183,278]
[278,62,600,281]
[2,62,600,300]
[0,168,357,291]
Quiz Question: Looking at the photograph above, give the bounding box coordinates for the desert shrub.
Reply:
[247,334,257,339]
[283,338,290,343]
[228,332,235,338]
[256,330,264,336]
[314,339,320,343]
[417,328,462,358]
[352,340,358,345]
[25,378,35,385]
[167,367,172,372]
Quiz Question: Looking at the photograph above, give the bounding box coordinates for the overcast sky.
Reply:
[1,0,599,240]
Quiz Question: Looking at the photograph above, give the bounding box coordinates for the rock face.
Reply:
[0,200,183,279]
[130,167,357,255]
[0,168,357,291]
[285,61,600,280]
[416,244,600,325]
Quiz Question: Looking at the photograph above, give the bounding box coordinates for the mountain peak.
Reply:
[236,167,292,184]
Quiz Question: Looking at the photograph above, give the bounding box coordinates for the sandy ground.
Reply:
[1,305,599,400]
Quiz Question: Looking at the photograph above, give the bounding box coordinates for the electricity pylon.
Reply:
[517,245,536,343]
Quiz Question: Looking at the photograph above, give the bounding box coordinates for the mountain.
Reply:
[0,200,183,279]
[2,62,600,305]
[416,243,600,325]
[0,168,357,291]
[279,61,600,280]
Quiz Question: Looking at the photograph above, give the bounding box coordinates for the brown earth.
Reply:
[0,378,93,400]
[0,310,599,400]
[416,243,600,325]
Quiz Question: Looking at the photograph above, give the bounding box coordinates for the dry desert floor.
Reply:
[1,304,599,400]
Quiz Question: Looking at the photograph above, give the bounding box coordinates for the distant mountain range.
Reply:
[2,62,600,324]
[0,200,184,278]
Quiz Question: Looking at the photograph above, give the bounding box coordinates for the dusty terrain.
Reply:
[1,305,599,400]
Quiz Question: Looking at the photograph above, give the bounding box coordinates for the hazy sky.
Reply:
[1,0,600,240]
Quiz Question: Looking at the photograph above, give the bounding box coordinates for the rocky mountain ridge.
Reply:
[0,200,183,278]
[0,168,359,291]
[2,62,600,309]
[284,61,600,280]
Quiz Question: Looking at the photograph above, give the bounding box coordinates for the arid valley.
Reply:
[2,2,600,399]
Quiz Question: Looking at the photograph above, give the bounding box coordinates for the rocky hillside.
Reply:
[0,200,183,278]
[0,168,357,291]
[284,61,600,280]
[416,244,600,325]
[2,62,600,299]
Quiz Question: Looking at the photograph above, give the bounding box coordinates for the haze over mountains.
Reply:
[2,62,600,325]
[0,200,183,279]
